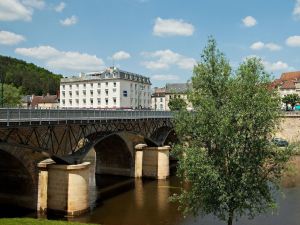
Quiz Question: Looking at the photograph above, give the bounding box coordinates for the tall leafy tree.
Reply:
[168,97,187,111]
[0,84,22,106]
[171,38,291,225]
[282,94,300,111]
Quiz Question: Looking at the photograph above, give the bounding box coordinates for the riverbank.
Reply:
[0,218,97,225]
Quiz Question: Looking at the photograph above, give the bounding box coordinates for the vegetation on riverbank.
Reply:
[0,218,97,225]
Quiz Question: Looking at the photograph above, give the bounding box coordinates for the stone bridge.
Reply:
[0,109,176,215]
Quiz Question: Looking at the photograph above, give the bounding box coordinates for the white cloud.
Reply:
[250,41,264,50]
[262,60,289,72]
[55,2,65,12]
[153,17,195,37]
[0,0,32,21]
[0,31,25,45]
[242,16,257,27]
[151,74,180,81]
[142,49,196,70]
[60,15,78,26]
[22,0,45,9]
[15,45,105,72]
[286,35,300,47]
[293,0,300,19]
[250,41,281,51]
[112,51,131,61]
[15,45,60,59]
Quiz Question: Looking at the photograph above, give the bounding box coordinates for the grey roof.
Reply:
[165,83,190,94]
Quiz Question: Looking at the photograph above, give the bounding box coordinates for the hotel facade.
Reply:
[60,67,151,109]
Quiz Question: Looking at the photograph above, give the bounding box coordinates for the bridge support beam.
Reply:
[135,144,170,179]
[37,160,90,216]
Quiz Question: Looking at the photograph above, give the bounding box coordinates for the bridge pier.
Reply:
[135,144,170,179]
[37,160,90,216]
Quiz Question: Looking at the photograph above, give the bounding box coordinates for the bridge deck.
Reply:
[0,109,173,127]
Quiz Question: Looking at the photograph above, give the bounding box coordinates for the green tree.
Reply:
[282,94,300,111]
[0,84,22,106]
[168,97,187,111]
[171,38,291,225]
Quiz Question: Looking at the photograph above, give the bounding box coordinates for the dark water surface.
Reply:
[67,176,300,225]
[2,175,300,225]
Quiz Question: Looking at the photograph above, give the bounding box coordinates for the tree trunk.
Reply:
[227,210,234,225]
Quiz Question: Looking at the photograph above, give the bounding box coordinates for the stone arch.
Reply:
[0,143,47,210]
[93,132,135,177]
[150,126,177,146]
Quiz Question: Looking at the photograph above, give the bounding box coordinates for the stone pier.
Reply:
[135,144,170,179]
[37,160,90,216]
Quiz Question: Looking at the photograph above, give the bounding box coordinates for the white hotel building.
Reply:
[60,67,152,109]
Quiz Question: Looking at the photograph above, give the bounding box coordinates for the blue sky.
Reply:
[0,0,300,87]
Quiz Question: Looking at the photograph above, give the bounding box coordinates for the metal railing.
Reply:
[0,108,173,126]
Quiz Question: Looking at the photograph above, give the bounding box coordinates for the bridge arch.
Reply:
[92,132,136,177]
[0,143,47,210]
[150,126,178,146]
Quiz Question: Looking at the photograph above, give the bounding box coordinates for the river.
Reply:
[69,174,300,225]
[1,173,300,225]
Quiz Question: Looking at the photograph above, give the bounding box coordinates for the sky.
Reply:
[0,0,300,87]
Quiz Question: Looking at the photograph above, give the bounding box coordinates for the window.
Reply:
[76,99,79,104]
[69,85,72,89]
[98,83,101,88]
[62,85,65,90]
[113,82,116,87]
[62,91,65,97]
[69,91,72,96]
[105,98,108,105]
[62,99,65,104]
[160,98,163,102]
[83,84,86,88]
[76,91,79,96]
[76,84,79,88]
[113,97,116,105]
[83,99,86,104]
[123,90,128,97]
[83,90,86,95]
[90,99,93,104]
[90,83,93,88]
[105,89,108,96]
[97,89,101,94]
[97,98,101,104]
[69,99,72,105]
[105,82,108,87]
[90,90,93,95]
[113,88,116,93]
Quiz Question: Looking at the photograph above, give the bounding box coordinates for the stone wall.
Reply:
[277,116,300,143]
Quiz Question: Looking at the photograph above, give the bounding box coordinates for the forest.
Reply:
[0,55,62,96]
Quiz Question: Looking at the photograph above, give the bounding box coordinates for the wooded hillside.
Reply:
[0,55,62,95]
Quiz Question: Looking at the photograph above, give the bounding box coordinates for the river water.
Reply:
[1,173,300,225]
[64,174,300,225]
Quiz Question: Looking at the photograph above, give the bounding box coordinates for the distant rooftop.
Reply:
[165,83,191,94]
[61,67,151,84]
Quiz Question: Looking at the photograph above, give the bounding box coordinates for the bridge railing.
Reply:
[0,108,173,126]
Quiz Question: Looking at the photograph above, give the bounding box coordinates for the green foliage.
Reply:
[0,84,22,106]
[168,97,187,111]
[171,38,291,225]
[282,94,300,111]
[0,218,97,225]
[0,55,62,95]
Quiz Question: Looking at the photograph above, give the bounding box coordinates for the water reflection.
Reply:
[69,174,300,225]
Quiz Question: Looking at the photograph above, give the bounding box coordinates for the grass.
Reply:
[0,218,98,225]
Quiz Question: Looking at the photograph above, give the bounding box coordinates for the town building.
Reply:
[151,87,166,110]
[151,83,192,111]
[21,94,60,109]
[60,67,151,109]
[272,71,300,98]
